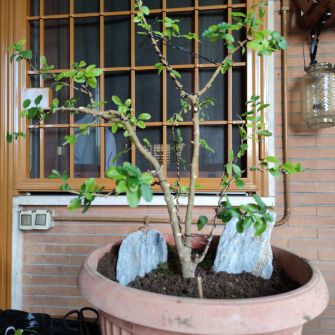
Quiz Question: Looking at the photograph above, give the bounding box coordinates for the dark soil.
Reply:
[97,245,300,299]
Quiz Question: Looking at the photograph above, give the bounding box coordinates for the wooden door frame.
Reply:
[0,0,25,309]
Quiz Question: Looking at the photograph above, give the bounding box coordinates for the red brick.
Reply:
[23,264,80,276]
[272,227,317,238]
[23,285,81,297]
[24,254,70,265]
[23,274,77,286]
[288,239,335,250]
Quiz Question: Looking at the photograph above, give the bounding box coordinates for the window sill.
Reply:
[13,195,275,207]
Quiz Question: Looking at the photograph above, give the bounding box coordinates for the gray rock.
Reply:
[116,230,168,285]
[213,212,276,279]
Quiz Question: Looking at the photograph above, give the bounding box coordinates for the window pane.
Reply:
[136,128,162,172]
[199,10,226,64]
[136,15,161,66]
[105,72,131,111]
[232,10,246,63]
[199,126,227,178]
[30,21,40,69]
[30,0,40,16]
[105,0,130,11]
[232,67,247,120]
[142,0,161,9]
[167,13,194,65]
[74,128,100,177]
[199,0,228,5]
[232,126,247,172]
[199,69,227,120]
[29,75,40,88]
[44,128,70,177]
[44,0,69,15]
[30,129,40,178]
[167,126,191,178]
[167,0,193,8]
[105,129,131,170]
[74,82,100,123]
[44,79,70,124]
[75,18,100,66]
[167,70,193,121]
[45,19,69,69]
[136,71,162,122]
[105,16,130,68]
[75,0,99,13]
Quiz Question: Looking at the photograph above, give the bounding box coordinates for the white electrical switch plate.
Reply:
[19,210,54,230]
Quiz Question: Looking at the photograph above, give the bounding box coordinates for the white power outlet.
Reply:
[19,210,54,230]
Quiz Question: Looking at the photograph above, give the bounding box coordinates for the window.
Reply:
[21,0,268,193]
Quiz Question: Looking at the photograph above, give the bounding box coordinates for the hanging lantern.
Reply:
[301,62,335,129]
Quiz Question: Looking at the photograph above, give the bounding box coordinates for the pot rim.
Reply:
[79,242,329,334]
[83,243,319,305]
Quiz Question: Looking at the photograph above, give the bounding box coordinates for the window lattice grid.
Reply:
[26,0,251,192]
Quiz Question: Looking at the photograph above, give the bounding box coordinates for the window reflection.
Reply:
[74,128,100,178]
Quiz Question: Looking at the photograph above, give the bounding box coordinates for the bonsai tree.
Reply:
[8,0,302,279]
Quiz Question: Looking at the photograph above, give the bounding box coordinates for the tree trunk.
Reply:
[178,247,197,278]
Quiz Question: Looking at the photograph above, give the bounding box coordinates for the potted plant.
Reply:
[8,1,328,334]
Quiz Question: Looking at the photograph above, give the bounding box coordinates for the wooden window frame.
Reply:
[13,0,270,195]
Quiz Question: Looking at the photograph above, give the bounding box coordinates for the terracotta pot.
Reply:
[78,243,329,335]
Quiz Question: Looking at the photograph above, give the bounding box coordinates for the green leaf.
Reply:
[125,99,132,107]
[127,190,140,208]
[252,194,267,211]
[232,164,241,177]
[229,149,234,161]
[34,95,43,105]
[106,166,126,180]
[140,183,153,202]
[257,129,272,137]
[138,113,151,121]
[64,134,76,145]
[141,172,153,184]
[68,198,82,211]
[225,162,232,176]
[235,178,245,188]
[231,11,246,17]
[264,156,279,164]
[141,5,150,15]
[87,77,97,88]
[48,169,61,179]
[93,68,103,77]
[243,216,253,230]
[6,133,13,143]
[21,49,32,60]
[171,69,181,78]
[137,120,146,129]
[197,215,208,231]
[199,138,215,153]
[112,95,122,106]
[23,99,31,108]
[60,183,71,191]
[111,124,119,133]
[254,218,267,236]
[116,180,128,194]
[123,162,141,177]
[236,219,244,233]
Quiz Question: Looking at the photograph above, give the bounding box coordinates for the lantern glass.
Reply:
[301,63,335,129]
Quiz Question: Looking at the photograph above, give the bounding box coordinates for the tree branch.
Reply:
[122,120,185,252]
[135,0,190,99]
[184,96,200,248]
[198,40,248,97]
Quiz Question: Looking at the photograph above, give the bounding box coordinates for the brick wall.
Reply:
[18,1,335,333]
[274,1,335,333]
